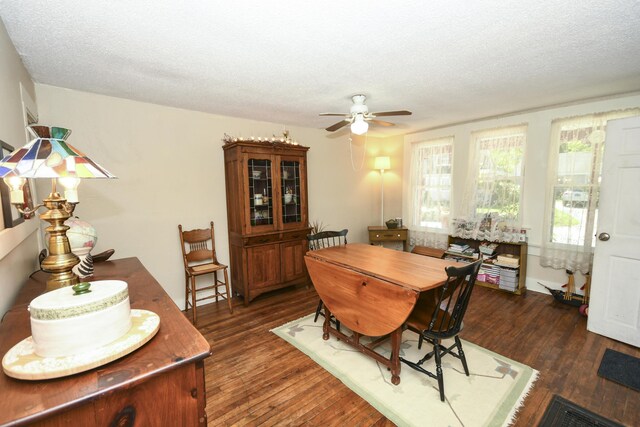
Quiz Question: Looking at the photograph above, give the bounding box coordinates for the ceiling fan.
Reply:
[320,94,412,135]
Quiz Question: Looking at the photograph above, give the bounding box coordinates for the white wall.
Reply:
[0,19,41,316]
[34,85,401,308]
[403,93,640,292]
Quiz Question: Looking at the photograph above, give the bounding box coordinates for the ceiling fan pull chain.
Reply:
[349,134,367,171]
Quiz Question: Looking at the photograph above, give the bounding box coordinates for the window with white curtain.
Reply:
[540,109,640,273]
[408,137,453,248]
[454,125,526,241]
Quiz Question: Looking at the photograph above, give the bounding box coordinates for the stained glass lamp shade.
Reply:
[0,125,116,291]
[0,126,115,180]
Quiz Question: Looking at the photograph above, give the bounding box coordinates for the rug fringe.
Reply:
[504,369,540,426]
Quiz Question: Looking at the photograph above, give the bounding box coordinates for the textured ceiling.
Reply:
[2,0,640,136]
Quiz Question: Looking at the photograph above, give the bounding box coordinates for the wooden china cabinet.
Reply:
[223,139,310,305]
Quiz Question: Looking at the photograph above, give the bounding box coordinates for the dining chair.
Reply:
[179,221,233,325]
[307,229,348,330]
[401,258,482,401]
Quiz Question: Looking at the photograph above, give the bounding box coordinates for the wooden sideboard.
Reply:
[0,257,211,426]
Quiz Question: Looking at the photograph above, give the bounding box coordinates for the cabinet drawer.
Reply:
[281,229,310,242]
[245,234,280,246]
[369,230,408,242]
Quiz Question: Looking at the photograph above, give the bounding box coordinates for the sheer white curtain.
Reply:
[540,109,640,273]
[407,137,453,249]
[454,125,527,242]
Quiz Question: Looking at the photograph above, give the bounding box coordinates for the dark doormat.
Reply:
[597,348,640,392]
[538,395,623,427]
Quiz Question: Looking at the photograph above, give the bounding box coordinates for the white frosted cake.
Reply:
[29,280,132,358]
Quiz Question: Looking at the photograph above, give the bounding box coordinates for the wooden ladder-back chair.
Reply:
[401,259,482,402]
[179,221,233,325]
[307,229,348,330]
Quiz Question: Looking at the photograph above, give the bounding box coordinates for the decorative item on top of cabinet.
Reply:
[444,236,528,295]
[223,137,310,305]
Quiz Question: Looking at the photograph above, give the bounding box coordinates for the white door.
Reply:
[588,116,640,347]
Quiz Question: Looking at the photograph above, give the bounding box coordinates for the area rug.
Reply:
[597,348,640,392]
[538,395,624,427]
[271,314,538,427]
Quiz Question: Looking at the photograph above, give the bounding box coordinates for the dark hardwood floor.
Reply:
[195,284,639,426]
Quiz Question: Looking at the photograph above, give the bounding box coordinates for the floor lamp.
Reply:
[374,156,390,226]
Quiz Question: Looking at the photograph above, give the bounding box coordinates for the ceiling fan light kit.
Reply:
[350,115,369,135]
[321,94,412,134]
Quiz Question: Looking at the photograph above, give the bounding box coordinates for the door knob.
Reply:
[598,232,610,241]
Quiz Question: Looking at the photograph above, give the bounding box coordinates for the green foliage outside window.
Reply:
[475,143,523,220]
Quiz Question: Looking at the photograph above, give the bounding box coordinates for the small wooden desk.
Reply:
[0,257,211,426]
[368,225,409,252]
[305,243,461,385]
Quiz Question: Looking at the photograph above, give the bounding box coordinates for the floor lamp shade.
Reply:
[374,156,390,171]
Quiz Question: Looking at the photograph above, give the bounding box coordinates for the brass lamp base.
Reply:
[39,192,80,291]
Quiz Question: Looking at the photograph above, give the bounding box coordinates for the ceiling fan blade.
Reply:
[368,119,396,127]
[320,113,349,116]
[370,110,412,117]
[325,119,351,132]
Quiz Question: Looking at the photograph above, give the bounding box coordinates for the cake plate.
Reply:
[2,309,160,380]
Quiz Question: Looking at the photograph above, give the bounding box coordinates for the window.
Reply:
[550,119,601,247]
[470,126,526,223]
[408,137,453,248]
[540,109,640,273]
[452,126,527,241]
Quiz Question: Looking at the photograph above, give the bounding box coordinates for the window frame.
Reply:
[408,136,454,231]
[539,108,640,273]
[467,125,527,224]
[546,118,603,248]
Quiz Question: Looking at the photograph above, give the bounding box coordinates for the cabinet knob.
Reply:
[376,234,380,238]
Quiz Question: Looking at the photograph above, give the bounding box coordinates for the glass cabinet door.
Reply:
[281,160,302,224]
[248,159,273,227]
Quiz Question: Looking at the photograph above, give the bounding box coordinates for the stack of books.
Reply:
[496,254,519,268]
[446,242,479,260]
[499,268,519,292]
[484,264,501,284]
[448,243,470,253]
[479,242,498,256]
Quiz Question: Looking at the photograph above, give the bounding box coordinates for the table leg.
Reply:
[390,328,402,385]
[322,306,331,340]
